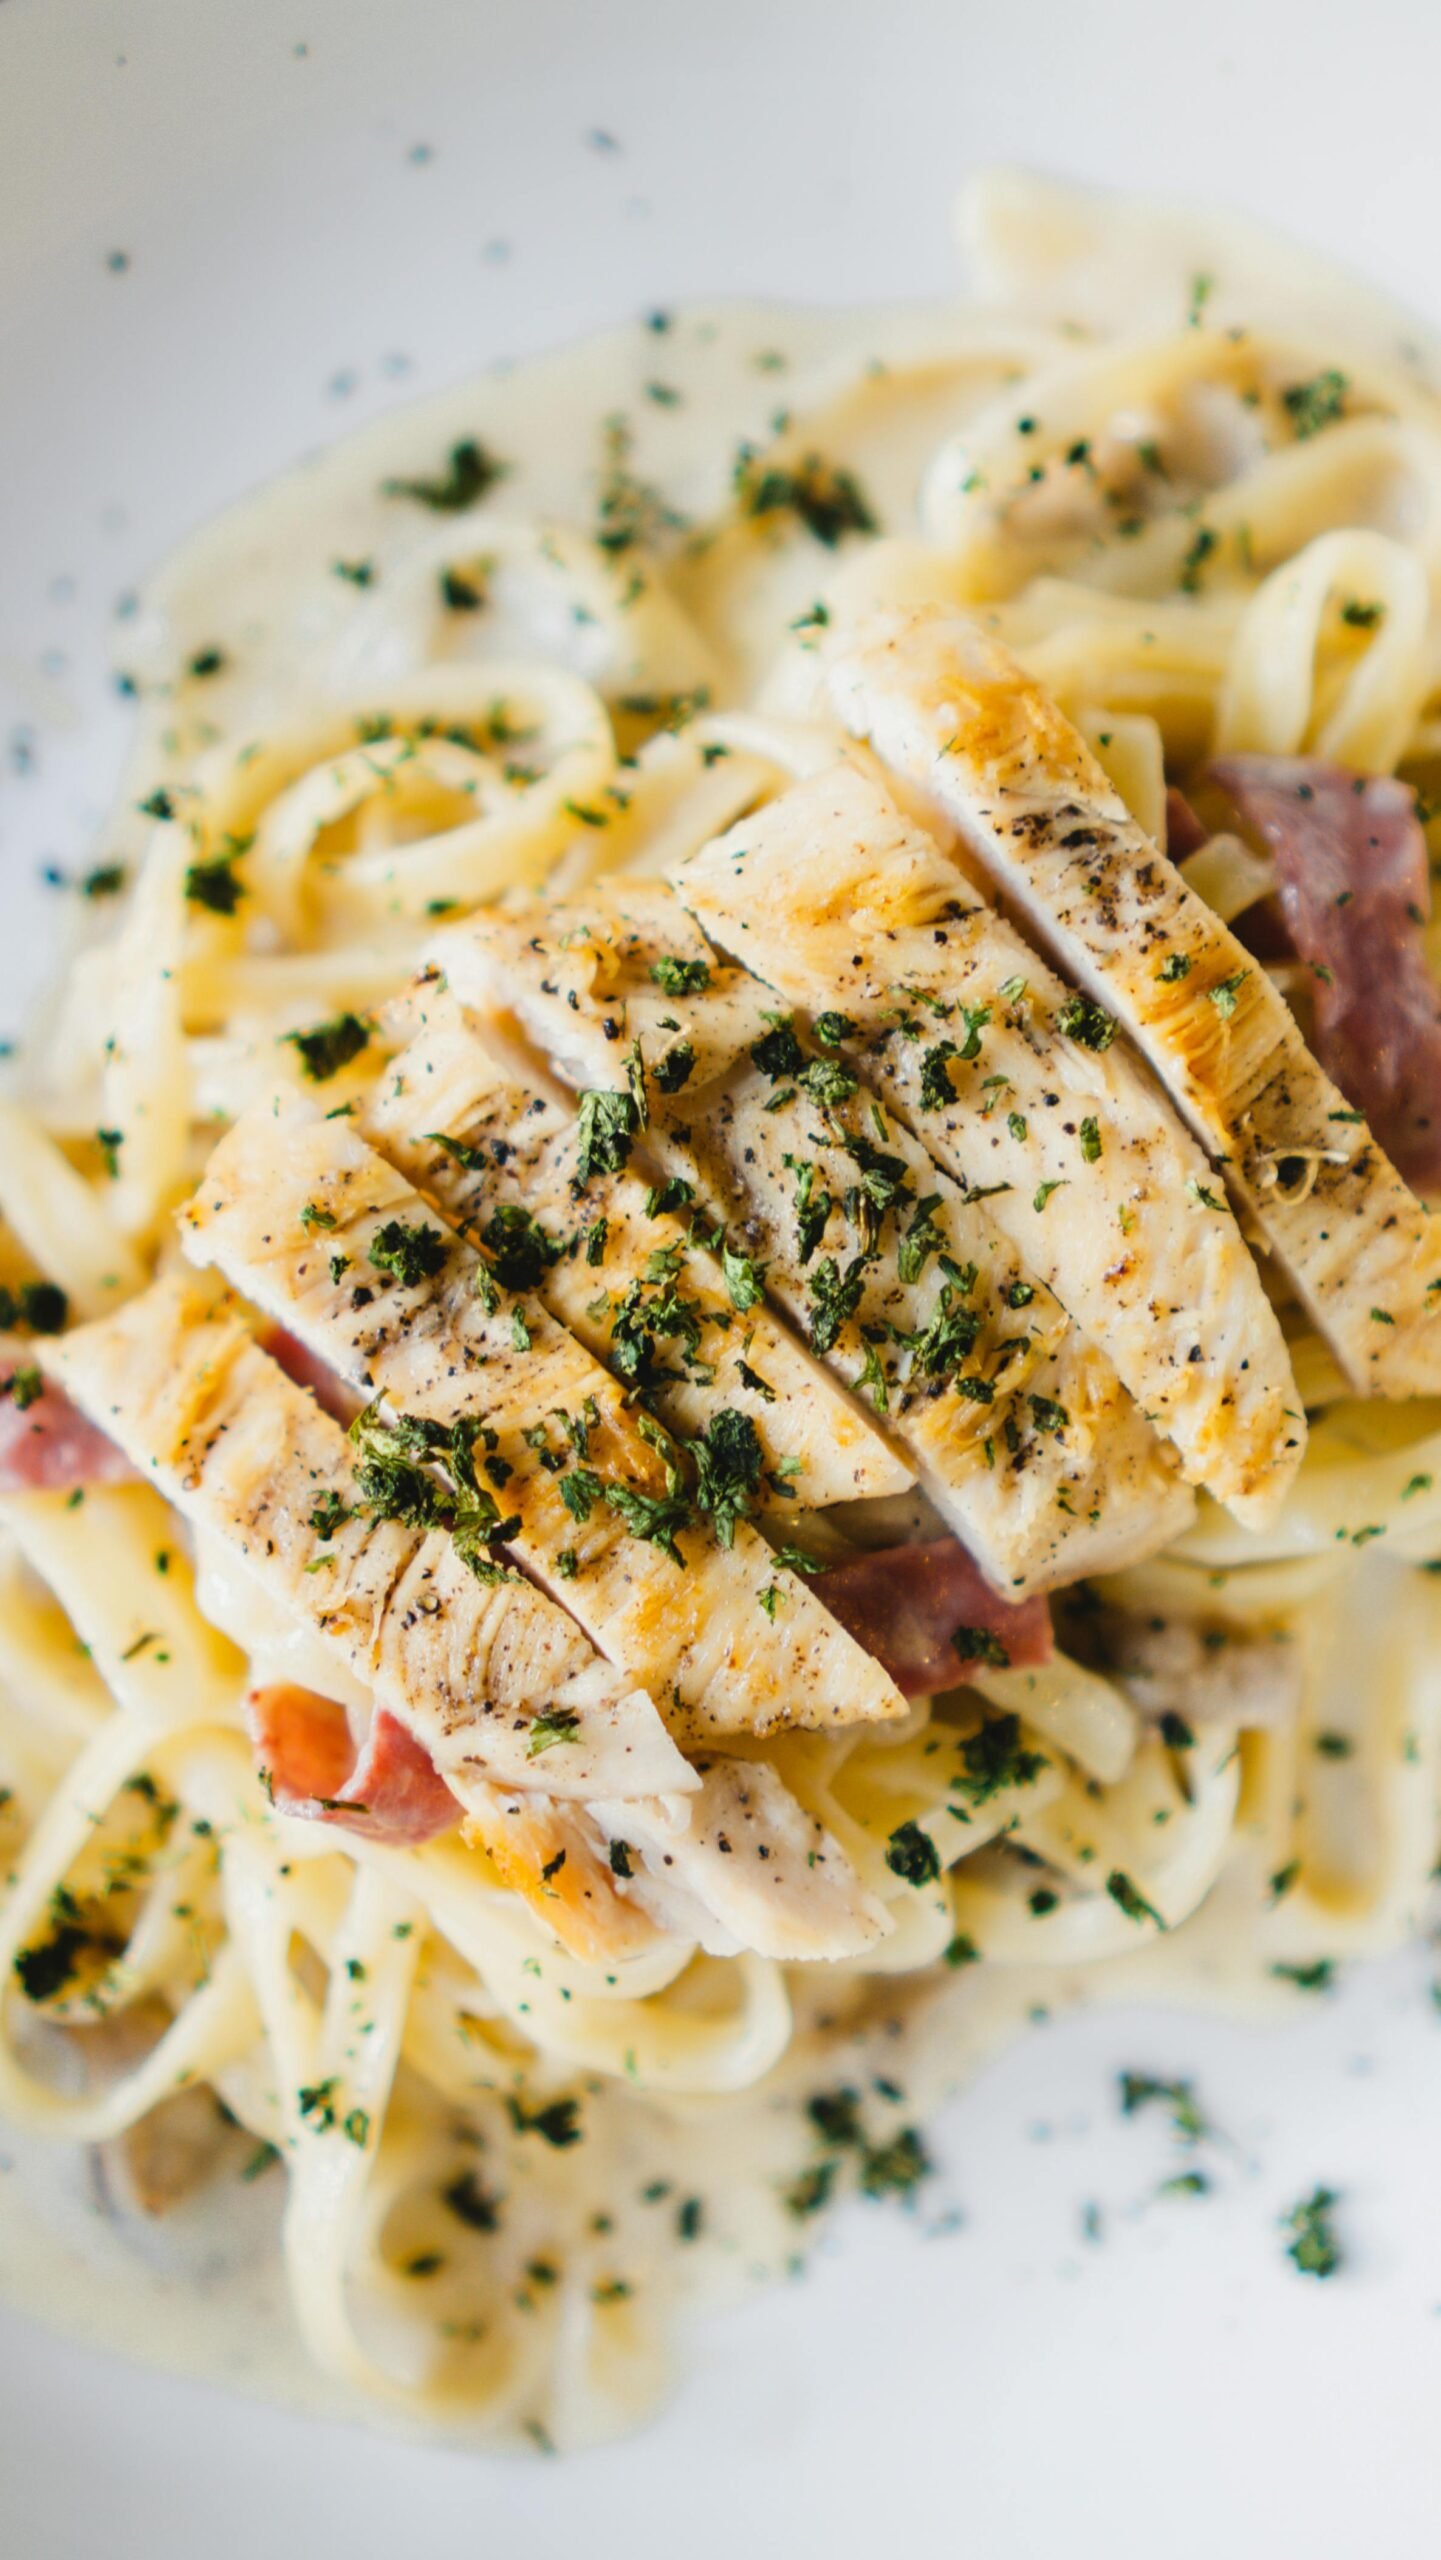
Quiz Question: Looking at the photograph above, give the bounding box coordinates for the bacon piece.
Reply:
[259,1324,364,1427]
[1210,755,1441,1190]
[0,1366,135,1495]
[246,1683,460,1846]
[816,1537,1052,1697]
[1165,787,1210,861]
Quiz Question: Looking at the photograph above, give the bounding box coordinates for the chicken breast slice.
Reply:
[677,761,1302,1525]
[826,605,1441,1400]
[358,978,912,1511]
[435,883,1195,1592]
[182,1101,906,1741]
[590,1754,891,1962]
[46,1273,690,1805]
[456,1782,667,1963]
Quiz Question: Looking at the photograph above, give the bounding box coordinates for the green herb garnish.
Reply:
[367,1219,448,1288]
[733,446,877,547]
[282,1011,371,1082]
[1282,2185,1342,2277]
[574,1085,640,1185]
[1056,993,1117,1051]
[184,854,245,915]
[384,436,507,511]
[885,1821,941,1887]
[1282,371,1348,440]
[650,954,711,997]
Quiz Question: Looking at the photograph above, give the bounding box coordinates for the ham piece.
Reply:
[246,1684,461,1845]
[1210,754,1441,1190]
[816,1537,1052,1697]
[0,1366,135,1494]
[0,1326,354,1498]
[1165,786,1210,861]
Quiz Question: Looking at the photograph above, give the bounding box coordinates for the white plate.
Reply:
[4,5,1441,2554]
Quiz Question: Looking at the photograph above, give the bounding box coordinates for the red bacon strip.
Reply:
[1165,786,1210,862]
[0,1366,135,1496]
[246,1683,461,1846]
[816,1536,1052,1697]
[1210,754,1441,1190]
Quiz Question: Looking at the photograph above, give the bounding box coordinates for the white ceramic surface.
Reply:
[4,4,1441,2554]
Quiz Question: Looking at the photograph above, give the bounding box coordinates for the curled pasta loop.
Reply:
[993,580,1239,758]
[923,317,1441,604]
[950,1728,1241,1961]
[1215,527,1431,771]
[922,330,1243,568]
[0,1706,254,2139]
[186,666,616,936]
[427,1864,790,2097]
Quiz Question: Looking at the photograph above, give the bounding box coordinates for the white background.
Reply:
[4,4,1441,2553]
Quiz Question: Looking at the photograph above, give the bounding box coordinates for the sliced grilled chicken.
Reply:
[435,883,1195,1592]
[667,1063,1194,1588]
[591,1754,891,1961]
[358,978,911,1511]
[47,1276,887,1966]
[182,1101,906,1741]
[457,1783,667,1963]
[45,1274,690,1805]
[826,605,1441,1399]
[677,762,1303,1525]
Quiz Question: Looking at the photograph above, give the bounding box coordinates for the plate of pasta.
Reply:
[7,7,1441,2553]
